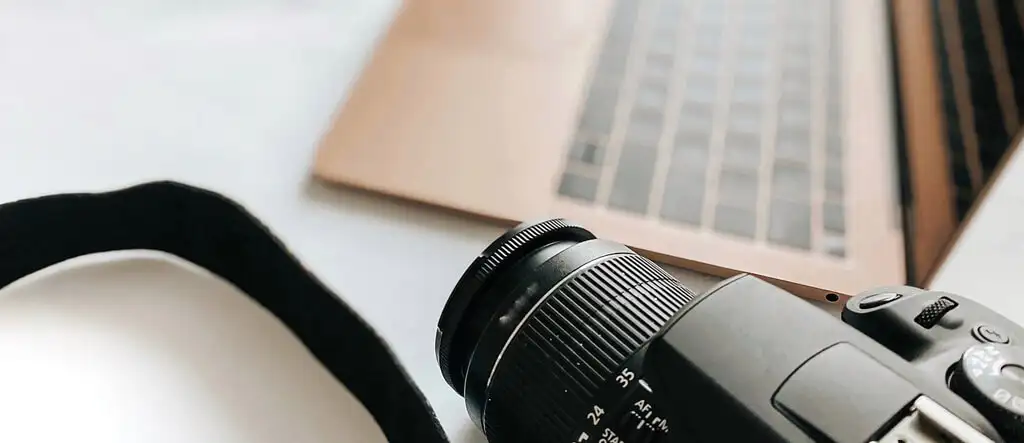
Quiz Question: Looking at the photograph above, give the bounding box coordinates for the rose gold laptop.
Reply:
[315,0,906,302]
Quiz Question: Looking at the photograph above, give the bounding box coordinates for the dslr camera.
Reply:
[435,220,1024,442]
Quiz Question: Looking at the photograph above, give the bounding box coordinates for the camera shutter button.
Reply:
[974,324,1012,344]
[857,292,902,309]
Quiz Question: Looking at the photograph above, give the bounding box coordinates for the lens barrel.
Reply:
[436,220,696,442]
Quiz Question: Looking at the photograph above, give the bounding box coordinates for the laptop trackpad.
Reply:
[0,251,387,443]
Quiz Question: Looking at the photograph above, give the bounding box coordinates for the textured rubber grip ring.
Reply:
[481,254,694,442]
[437,219,595,394]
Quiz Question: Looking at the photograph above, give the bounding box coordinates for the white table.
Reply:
[0,2,507,440]
[1,2,1021,442]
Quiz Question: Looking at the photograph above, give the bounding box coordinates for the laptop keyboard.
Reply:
[559,0,847,257]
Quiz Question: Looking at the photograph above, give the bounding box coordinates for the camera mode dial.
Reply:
[949,344,1024,440]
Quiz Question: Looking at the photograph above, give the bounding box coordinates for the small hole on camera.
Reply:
[825,293,840,303]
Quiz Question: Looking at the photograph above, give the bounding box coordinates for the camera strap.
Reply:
[0,181,449,443]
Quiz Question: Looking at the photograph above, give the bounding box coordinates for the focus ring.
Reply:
[437,219,595,393]
[481,254,694,442]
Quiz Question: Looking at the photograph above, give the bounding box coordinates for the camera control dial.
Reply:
[949,344,1024,440]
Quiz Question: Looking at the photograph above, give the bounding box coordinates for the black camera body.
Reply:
[436,220,1024,442]
[646,275,1023,442]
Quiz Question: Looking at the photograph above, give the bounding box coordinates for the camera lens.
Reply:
[435,220,697,442]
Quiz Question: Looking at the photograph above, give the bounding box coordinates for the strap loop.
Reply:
[0,181,448,443]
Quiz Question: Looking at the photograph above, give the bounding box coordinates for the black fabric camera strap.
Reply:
[0,181,449,443]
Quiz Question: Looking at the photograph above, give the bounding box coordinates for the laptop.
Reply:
[314,0,1016,302]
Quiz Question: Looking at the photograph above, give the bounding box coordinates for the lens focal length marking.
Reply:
[572,352,670,443]
[478,250,694,441]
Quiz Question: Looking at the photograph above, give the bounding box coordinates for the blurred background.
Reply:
[3,1,1024,442]
[314,0,1024,297]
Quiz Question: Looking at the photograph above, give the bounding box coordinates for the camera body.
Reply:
[644,275,1022,442]
[436,220,1024,443]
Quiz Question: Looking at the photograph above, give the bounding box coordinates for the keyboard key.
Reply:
[613,0,641,16]
[739,17,772,39]
[729,103,762,134]
[692,29,723,55]
[661,172,706,225]
[781,74,810,97]
[777,120,811,139]
[657,0,686,17]
[693,36,722,58]
[699,0,727,18]
[825,145,842,169]
[595,52,629,85]
[823,201,845,233]
[678,99,714,129]
[736,36,770,55]
[715,205,757,239]
[782,50,811,70]
[717,169,759,209]
[665,162,707,189]
[601,25,633,57]
[771,161,810,201]
[827,90,842,116]
[826,188,842,204]
[568,139,605,166]
[829,66,842,87]
[768,199,811,249]
[579,84,619,134]
[646,51,675,80]
[746,0,776,9]
[780,85,812,106]
[648,38,677,65]
[684,75,718,104]
[652,21,678,48]
[779,107,810,128]
[740,12,773,30]
[676,123,712,141]
[783,12,811,33]
[604,32,634,57]
[607,0,640,40]
[737,55,770,77]
[825,164,844,193]
[826,129,842,154]
[670,142,710,170]
[673,130,712,152]
[558,173,598,202]
[609,143,658,213]
[689,54,720,77]
[732,77,765,103]
[726,125,761,150]
[636,77,669,112]
[823,230,846,257]
[722,134,761,172]
[601,14,633,62]
[625,108,663,147]
[776,133,811,165]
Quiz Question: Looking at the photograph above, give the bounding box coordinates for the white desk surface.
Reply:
[0,2,1021,442]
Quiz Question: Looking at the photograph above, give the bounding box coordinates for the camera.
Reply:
[435,220,1024,442]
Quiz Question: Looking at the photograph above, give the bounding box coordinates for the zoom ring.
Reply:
[482,254,695,443]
